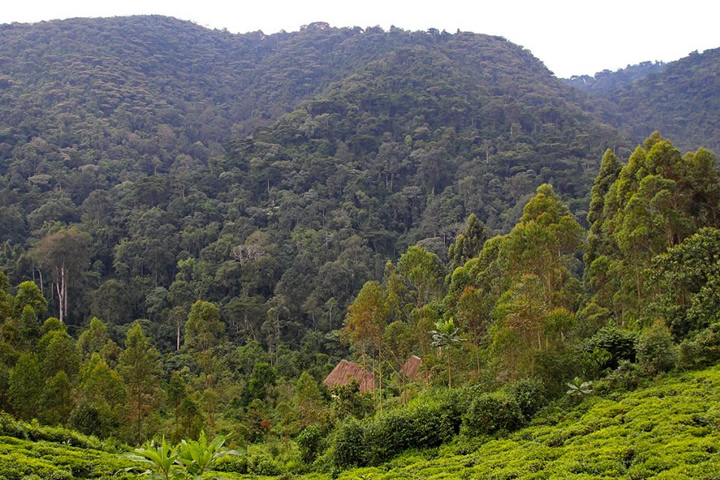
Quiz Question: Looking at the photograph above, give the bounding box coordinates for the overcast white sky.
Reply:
[2,0,719,78]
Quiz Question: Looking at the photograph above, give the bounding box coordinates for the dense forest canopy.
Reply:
[1,15,720,478]
[0,15,627,336]
[565,48,720,154]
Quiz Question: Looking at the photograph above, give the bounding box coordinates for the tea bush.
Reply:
[461,390,525,436]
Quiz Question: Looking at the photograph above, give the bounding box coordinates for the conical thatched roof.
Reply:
[401,355,422,379]
[323,359,376,393]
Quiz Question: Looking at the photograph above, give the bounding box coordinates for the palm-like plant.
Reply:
[121,437,181,480]
[178,431,241,479]
[430,317,464,388]
[122,432,243,480]
[566,377,593,398]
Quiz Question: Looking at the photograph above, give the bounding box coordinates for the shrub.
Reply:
[677,323,720,369]
[213,454,249,474]
[581,325,637,370]
[636,320,676,375]
[462,390,525,437]
[332,418,365,469]
[68,402,103,438]
[595,360,644,393]
[248,452,284,475]
[506,378,546,419]
[297,425,323,463]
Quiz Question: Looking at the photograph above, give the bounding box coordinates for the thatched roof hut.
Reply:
[401,355,422,379]
[323,359,376,393]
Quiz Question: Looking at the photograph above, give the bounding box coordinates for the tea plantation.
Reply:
[3,365,720,479]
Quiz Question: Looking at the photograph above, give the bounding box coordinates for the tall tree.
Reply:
[185,300,226,389]
[448,213,488,270]
[118,322,161,444]
[343,281,389,405]
[486,185,583,382]
[30,228,90,323]
[648,228,720,339]
[430,317,463,388]
[584,149,622,283]
[8,353,43,420]
[588,134,720,323]
[396,246,445,306]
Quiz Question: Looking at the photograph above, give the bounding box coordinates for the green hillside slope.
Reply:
[0,16,623,334]
[3,364,719,479]
[315,365,720,479]
[566,48,720,154]
[563,61,666,96]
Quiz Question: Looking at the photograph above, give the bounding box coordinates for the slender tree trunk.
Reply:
[447,350,452,389]
[55,267,64,323]
[134,388,142,444]
[63,264,68,322]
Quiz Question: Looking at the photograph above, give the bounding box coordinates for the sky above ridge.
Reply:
[2,0,719,78]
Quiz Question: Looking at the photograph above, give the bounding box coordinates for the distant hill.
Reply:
[0,15,653,335]
[563,61,666,95]
[602,48,720,153]
[564,49,720,153]
[0,16,424,179]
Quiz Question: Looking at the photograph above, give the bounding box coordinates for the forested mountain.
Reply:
[565,48,720,153]
[0,15,623,337]
[3,16,720,474]
[563,61,666,95]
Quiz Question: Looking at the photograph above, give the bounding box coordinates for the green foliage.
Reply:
[564,61,666,95]
[297,425,323,463]
[565,377,593,399]
[40,371,74,425]
[462,390,525,437]
[363,402,457,466]
[118,322,161,444]
[68,402,104,438]
[184,301,225,355]
[506,377,546,420]
[677,323,720,369]
[330,381,375,421]
[8,353,43,420]
[317,365,720,479]
[598,49,720,154]
[0,19,719,478]
[0,17,619,355]
[122,432,242,480]
[635,320,676,376]
[331,391,464,469]
[596,360,645,393]
[649,227,720,339]
[587,134,720,324]
[581,325,637,370]
[243,361,277,405]
[38,329,81,380]
[293,371,327,430]
[76,317,111,360]
[122,437,180,480]
[332,418,365,469]
[429,317,463,387]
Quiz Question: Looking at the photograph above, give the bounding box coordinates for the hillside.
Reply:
[4,364,720,479]
[564,48,720,153]
[3,17,720,476]
[563,61,666,95]
[310,365,720,479]
[0,16,623,335]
